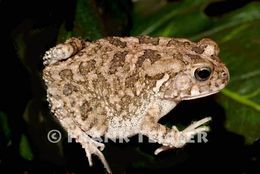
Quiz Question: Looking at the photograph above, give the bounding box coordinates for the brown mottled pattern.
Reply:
[106,36,127,48]
[145,73,165,80]
[79,60,96,75]
[80,101,92,121]
[186,54,201,59]
[167,39,183,47]
[59,69,73,80]
[125,73,139,88]
[136,53,146,68]
[210,55,222,63]
[77,50,86,57]
[137,49,161,68]
[192,46,204,54]
[109,51,128,74]
[66,37,85,54]
[146,49,161,64]
[167,39,191,48]
[63,83,75,96]
[137,35,159,45]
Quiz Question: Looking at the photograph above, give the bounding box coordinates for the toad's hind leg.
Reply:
[76,132,112,174]
[59,118,112,173]
[43,37,85,66]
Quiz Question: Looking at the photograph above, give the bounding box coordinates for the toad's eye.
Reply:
[194,67,211,81]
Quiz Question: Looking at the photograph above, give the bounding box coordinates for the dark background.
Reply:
[0,0,259,173]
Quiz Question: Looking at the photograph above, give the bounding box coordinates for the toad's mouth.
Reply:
[182,90,219,100]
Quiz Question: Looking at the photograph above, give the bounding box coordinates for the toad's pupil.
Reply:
[195,68,211,81]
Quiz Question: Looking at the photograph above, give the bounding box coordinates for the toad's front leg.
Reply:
[140,103,211,155]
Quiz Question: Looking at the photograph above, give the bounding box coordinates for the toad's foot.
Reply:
[77,135,112,174]
[63,119,111,173]
[43,37,85,66]
[154,117,211,155]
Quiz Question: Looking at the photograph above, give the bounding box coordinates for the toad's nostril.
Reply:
[221,69,230,83]
[221,70,227,77]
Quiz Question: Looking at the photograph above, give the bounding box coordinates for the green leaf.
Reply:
[0,111,12,146]
[215,20,260,144]
[132,0,260,144]
[58,0,130,42]
[19,134,34,160]
[72,0,104,40]
[131,0,213,36]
